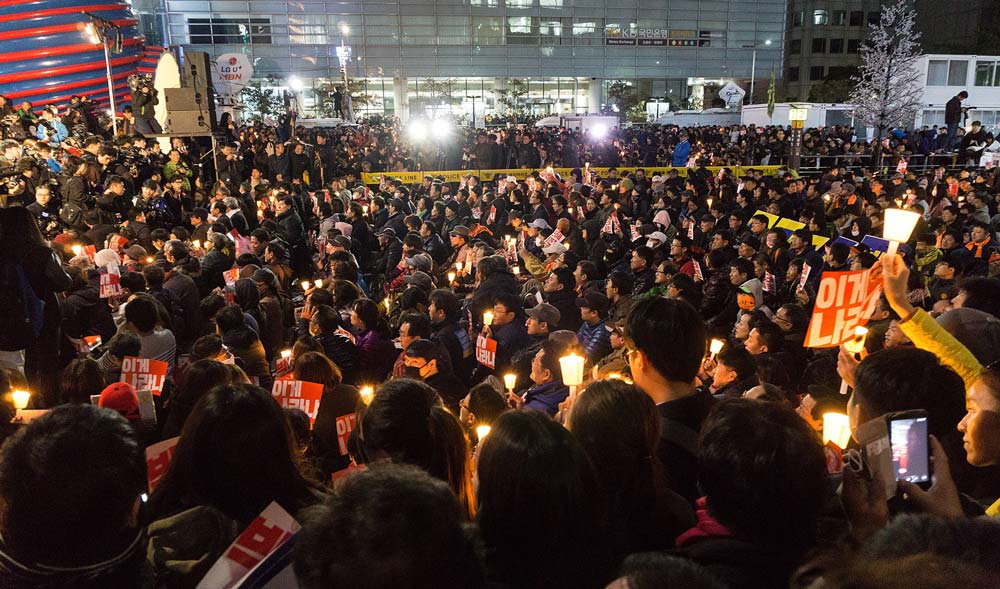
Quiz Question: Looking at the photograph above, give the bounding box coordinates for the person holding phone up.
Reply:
[842,253,1000,540]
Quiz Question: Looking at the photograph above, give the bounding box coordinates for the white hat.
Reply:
[527,218,551,231]
[651,174,664,183]
[646,231,669,245]
[505,175,518,183]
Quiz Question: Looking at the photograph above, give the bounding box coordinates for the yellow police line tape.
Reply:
[361,165,787,185]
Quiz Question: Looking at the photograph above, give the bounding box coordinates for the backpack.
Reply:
[0,259,45,351]
[59,201,84,226]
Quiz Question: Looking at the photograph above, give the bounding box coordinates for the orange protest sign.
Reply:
[146,436,179,491]
[803,269,882,348]
[271,380,324,424]
[120,356,169,395]
[476,334,497,369]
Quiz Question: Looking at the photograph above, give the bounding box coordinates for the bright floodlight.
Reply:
[288,76,304,91]
[764,39,772,46]
[341,24,350,35]
[408,119,429,142]
[432,119,451,140]
[591,124,608,139]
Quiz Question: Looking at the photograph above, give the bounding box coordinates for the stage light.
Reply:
[432,119,451,140]
[288,76,304,92]
[591,124,608,139]
[408,119,429,142]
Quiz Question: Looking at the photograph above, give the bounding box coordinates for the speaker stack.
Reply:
[164,50,217,134]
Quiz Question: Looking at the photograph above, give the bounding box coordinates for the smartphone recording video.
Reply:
[889,414,930,485]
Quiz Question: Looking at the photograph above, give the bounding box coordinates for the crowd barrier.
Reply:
[361,165,786,185]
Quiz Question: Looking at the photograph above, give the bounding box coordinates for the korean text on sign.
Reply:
[271,380,324,424]
[120,356,169,396]
[804,269,882,348]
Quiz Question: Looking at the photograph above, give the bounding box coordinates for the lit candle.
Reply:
[384,297,391,310]
[706,197,713,208]
[280,349,292,359]
[568,206,574,214]
[476,424,492,441]
[822,412,852,449]
[71,245,82,256]
[362,204,369,214]
[11,390,30,410]
[559,352,585,387]
[503,373,517,392]
[839,326,869,395]
[192,240,201,249]
[455,262,463,271]
[823,193,831,202]
[483,311,494,326]
[146,257,154,264]
[512,266,520,276]
[301,280,311,291]
[709,338,725,358]
[359,385,374,405]
[313,279,323,288]
[447,271,456,284]
[882,208,921,260]
[843,326,869,355]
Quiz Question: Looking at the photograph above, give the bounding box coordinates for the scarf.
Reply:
[967,236,991,258]
[676,497,734,547]
[915,247,942,271]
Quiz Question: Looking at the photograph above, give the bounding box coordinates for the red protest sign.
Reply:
[120,356,169,395]
[99,265,122,299]
[803,269,882,348]
[336,413,357,456]
[271,380,324,424]
[196,502,300,589]
[223,268,240,287]
[108,234,128,251]
[476,334,497,369]
[146,436,179,492]
[799,263,812,290]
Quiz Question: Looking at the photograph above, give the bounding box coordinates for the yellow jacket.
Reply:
[898,309,1000,516]
[898,309,983,391]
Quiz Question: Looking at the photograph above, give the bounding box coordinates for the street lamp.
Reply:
[744,39,772,105]
[788,105,809,169]
[337,24,351,87]
[84,17,121,135]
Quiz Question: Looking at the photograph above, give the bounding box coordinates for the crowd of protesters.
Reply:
[3,102,1000,588]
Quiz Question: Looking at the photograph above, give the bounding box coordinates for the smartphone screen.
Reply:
[889,416,930,484]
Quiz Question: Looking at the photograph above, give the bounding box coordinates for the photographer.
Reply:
[34,107,68,145]
[26,185,62,239]
[131,81,162,135]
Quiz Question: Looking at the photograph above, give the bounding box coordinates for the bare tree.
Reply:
[849,0,923,165]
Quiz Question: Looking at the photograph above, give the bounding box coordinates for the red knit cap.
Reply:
[98,382,141,421]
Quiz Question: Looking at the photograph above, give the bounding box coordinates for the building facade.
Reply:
[137,0,784,121]
[781,0,883,101]
[915,54,1000,132]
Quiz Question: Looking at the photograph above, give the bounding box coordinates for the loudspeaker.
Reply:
[179,50,217,132]
[164,87,200,111]
[165,110,212,134]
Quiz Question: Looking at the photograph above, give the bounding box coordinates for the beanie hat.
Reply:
[98,382,140,421]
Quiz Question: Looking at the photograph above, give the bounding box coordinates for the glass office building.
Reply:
[139,0,785,120]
